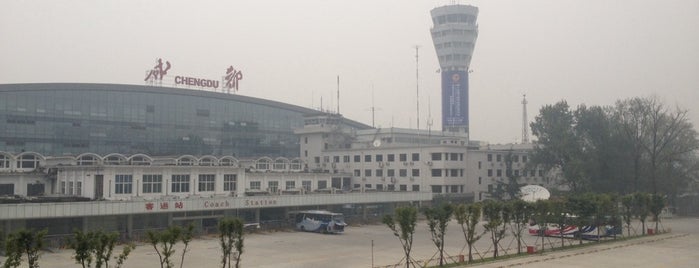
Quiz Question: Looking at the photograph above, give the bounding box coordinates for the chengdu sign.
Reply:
[144,58,243,92]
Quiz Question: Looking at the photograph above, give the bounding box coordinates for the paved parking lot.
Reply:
[2,217,698,267]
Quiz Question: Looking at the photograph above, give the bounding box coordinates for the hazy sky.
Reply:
[1,0,697,144]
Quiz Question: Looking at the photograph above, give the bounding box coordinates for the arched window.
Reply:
[199,156,217,166]
[77,154,100,166]
[219,157,238,167]
[104,154,127,165]
[0,153,11,169]
[255,158,271,170]
[177,156,196,166]
[129,154,152,166]
[273,158,288,171]
[17,154,41,169]
[290,159,303,171]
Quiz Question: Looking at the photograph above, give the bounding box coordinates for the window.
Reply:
[514,170,520,176]
[142,174,163,193]
[314,157,320,163]
[530,170,536,177]
[487,154,492,162]
[496,154,502,162]
[354,169,361,176]
[198,174,215,192]
[431,153,442,161]
[412,169,420,177]
[513,155,519,162]
[364,169,372,177]
[387,154,395,162]
[354,155,361,162]
[364,155,372,162]
[76,181,82,195]
[412,185,420,192]
[323,156,329,163]
[0,155,9,169]
[365,184,372,188]
[376,184,384,191]
[250,181,261,190]
[399,154,407,162]
[376,169,383,177]
[304,137,308,144]
[479,177,482,185]
[399,185,407,191]
[318,180,327,189]
[450,153,458,161]
[17,154,39,169]
[411,153,420,161]
[171,175,190,193]
[431,185,442,193]
[224,174,237,192]
[431,169,442,177]
[115,175,133,194]
[268,181,279,192]
[343,155,350,162]
[497,169,502,177]
[539,170,544,176]
[0,183,14,195]
[196,108,210,117]
[399,169,407,177]
[488,169,493,176]
[387,169,395,177]
[522,155,528,162]
[302,181,312,191]
[286,181,295,190]
[375,154,383,162]
[478,161,482,169]
[60,181,65,194]
[387,184,395,191]
[333,156,340,163]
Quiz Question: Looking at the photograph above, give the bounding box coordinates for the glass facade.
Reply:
[0,84,368,157]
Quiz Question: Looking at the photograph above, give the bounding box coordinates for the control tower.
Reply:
[430,4,478,135]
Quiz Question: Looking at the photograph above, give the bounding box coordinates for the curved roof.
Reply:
[0,83,371,129]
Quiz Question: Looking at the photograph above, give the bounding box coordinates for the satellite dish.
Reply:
[519,185,551,203]
[372,140,381,147]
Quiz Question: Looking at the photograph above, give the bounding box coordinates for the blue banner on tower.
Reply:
[441,70,469,128]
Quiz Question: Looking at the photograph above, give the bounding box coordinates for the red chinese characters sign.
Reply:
[145,201,184,211]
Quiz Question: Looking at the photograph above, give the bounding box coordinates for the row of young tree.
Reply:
[383,192,665,267]
[529,96,699,200]
[0,217,246,268]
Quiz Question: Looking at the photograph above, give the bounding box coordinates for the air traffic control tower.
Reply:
[430,4,478,136]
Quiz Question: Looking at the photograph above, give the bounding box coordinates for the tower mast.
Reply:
[415,45,420,131]
[521,94,529,143]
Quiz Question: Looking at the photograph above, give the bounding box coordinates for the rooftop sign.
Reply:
[144,58,243,93]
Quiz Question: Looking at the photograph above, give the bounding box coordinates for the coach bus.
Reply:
[295,210,347,234]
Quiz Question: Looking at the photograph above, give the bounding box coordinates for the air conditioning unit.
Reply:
[390,177,396,183]
[378,162,384,167]
[403,162,408,166]
[386,162,391,166]
[427,161,433,166]
[409,162,414,166]
[381,177,385,181]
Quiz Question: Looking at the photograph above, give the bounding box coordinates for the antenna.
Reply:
[337,75,340,114]
[415,45,420,131]
[521,94,529,143]
[367,85,381,128]
[427,95,434,135]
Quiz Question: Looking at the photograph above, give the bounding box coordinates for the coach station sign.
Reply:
[144,58,243,92]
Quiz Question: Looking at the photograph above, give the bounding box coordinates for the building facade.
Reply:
[0,83,369,157]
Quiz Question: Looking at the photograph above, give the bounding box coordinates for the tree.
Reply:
[70,230,135,268]
[649,194,666,233]
[620,194,634,237]
[3,229,47,268]
[219,218,245,268]
[179,224,194,268]
[592,194,615,241]
[532,200,551,252]
[548,198,569,248]
[454,203,484,262]
[634,192,651,235]
[423,203,454,266]
[147,226,183,268]
[482,201,507,258]
[383,206,418,268]
[530,101,587,192]
[568,194,596,244]
[508,200,532,254]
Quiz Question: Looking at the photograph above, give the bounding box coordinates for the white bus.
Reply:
[294,210,347,234]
